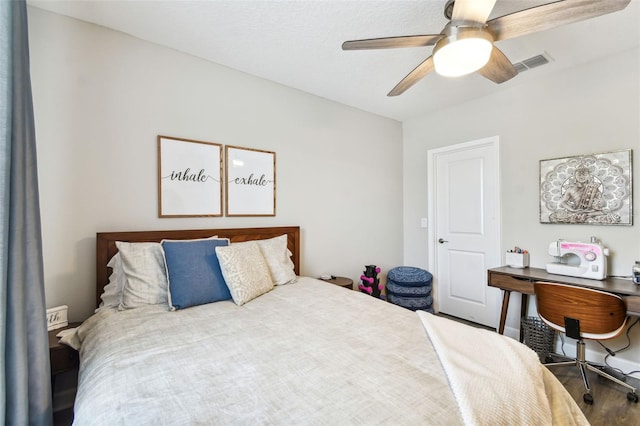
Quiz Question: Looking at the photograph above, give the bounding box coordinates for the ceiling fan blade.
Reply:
[387,56,435,97]
[342,35,443,50]
[487,0,631,42]
[451,0,497,25]
[477,47,517,84]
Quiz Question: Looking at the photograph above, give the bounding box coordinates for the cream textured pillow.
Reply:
[215,241,274,306]
[96,253,127,312]
[255,235,297,285]
[116,241,168,309]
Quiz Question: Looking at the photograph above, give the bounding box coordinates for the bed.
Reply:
[63,226,588,425]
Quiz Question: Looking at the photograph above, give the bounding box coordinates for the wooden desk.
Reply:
[487,266,640,340]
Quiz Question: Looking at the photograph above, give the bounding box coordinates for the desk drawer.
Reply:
[625,296,640,317]
[488,272,535,294]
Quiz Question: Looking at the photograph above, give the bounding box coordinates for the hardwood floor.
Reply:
[549,365,639,426]
[435,313,639,425]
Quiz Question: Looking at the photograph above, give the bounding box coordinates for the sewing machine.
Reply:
[546,238,609,280]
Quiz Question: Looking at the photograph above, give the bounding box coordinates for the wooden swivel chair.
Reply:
[534,281,638,405]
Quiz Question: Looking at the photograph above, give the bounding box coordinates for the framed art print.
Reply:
[225,145,276,216]
[157,135,223,217]
[539,149,632,225]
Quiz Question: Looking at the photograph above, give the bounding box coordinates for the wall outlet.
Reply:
[46,305,68,331]
[420,218,428,228]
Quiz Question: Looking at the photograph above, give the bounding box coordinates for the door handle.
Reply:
[438,238,449,244]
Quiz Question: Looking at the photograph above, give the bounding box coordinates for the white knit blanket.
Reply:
[418,312,589,426]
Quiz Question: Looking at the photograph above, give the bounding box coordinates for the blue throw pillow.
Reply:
[162,238,231,310]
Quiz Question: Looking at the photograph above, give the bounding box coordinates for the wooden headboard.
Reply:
[96,226,300,308]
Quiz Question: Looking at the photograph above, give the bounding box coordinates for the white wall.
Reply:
[28,7,403,322]
[403,47,640,375]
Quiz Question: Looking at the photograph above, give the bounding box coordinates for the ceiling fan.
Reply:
[342,0,631,96]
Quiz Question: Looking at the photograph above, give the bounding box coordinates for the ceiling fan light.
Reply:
[433,27,493,78]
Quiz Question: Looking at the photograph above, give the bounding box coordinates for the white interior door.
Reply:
[428,137,501,328]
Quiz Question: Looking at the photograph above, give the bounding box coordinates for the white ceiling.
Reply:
[28,0,640,122]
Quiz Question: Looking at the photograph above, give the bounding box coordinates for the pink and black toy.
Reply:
[359,265,383,298]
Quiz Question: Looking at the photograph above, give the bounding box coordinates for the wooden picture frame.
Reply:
[539,149,632,225]
[225,145,276,216]
[157,135,223,217]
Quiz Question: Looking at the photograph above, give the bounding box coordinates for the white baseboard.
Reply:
[503,325,520,340]
[554,341,640,380]
[503,325,640,380]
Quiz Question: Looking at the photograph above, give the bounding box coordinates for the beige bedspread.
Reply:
[65,277,585,425]
[418,312,588,426]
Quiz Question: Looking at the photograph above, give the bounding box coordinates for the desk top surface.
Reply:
[489,266,640,297]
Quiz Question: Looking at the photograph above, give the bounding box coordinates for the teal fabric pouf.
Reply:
[386,267,434,313]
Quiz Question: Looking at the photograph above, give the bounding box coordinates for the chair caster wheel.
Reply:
[583,393,593,405]
[627,392,639,403]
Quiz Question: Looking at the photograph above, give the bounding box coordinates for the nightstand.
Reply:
[49,323,80,381]
[322,276,354,290]
[49,323,80,425]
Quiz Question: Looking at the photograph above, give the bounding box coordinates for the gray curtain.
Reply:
[1,1,53,424]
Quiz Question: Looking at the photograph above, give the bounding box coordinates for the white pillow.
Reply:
[215,241,274,306]
[116,241,168,310]
[96,253,127,312]
[255,235,297,285]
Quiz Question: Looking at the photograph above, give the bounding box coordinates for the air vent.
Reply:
[523,54,550,68]
[513,52,552,74]
[513,62,528,74]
